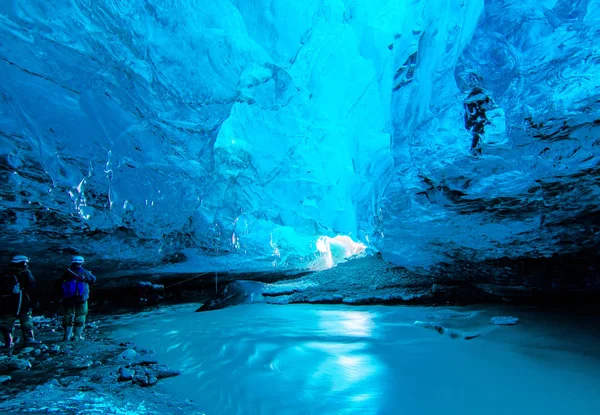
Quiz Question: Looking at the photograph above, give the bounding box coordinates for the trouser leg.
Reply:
[63,303,76,328]
[0,316,16,351]
[19,309,34,333]
[20,309,40,344]
[72,302,88,341]
[73,301,88,328]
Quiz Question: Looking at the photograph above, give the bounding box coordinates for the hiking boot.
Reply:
[22,330,41,345]
[73,326,84,341]
[2,331,14,355]
[63,326,73,342]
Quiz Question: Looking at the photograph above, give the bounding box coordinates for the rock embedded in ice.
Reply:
[156,365,181,380]
[197,280,267,311]
[7,357,32,370]
[491,316,519,325]
[414,321,480,340]
[117,348,137,361]
[132,369,158,387]
[19,347,35,355]
[118,366,135,381]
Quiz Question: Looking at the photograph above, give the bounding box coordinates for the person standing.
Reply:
[1,255,40,351]
[60,256,96,341]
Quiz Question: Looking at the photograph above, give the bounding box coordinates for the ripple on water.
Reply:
[111,303,600,415]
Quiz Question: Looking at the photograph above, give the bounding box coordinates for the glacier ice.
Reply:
[0,1,598,280]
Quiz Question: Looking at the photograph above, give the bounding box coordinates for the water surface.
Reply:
[111,304,600,415]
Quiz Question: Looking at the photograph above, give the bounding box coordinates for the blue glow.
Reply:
[0,1,598,272]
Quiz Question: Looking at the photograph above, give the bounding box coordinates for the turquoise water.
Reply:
[112,304,600,415]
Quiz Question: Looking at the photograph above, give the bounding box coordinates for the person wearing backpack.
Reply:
[60,256,96,341]
[1,255,41,351]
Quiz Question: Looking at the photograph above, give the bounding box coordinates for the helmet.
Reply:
[71,256,85,264]
[11,255,29,264]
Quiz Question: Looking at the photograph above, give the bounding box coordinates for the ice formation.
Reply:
[0,1,598,277]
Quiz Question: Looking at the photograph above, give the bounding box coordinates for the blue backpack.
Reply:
[62,270,86,301]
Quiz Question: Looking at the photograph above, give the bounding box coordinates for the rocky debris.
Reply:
[0,312,197,415]
[6,357,32,370]
[118,367,135,381]
[133,348,158,366]
[118,363,181,384]
[133,369,158,387]
[19,347,35,355]
[117,346,180,386]
[198,255,502,311]
[118,348,137,360]
[46,379,60,387]
[138,281,166,305]
[491,316,519,325]
[156,364,182,379]
[197,280,266,311]
[74,359,93,370]
[86,321,99,330]
[58,376,82,387]
[119,341,136,349]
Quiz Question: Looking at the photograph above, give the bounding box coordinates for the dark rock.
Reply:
[156,365,181,379]
[48,345,60,355]
[132,371,148,386]
[47,379,60,387]
[7,357,32,370]
[0,375,11,384]
[76,360,93,370]
[117,348,137,360]
[134,348,155,355]
[132,348,158,365]
[118,367,135,381]
[58,376,80,387]
[197,280,266,312]
[133,356,159,366]
[413,321,480,340]
[19,347,35,355]
[132,369,158,387]
[119,341,136,348]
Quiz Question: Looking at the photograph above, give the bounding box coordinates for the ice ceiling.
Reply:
[0,0,599,275]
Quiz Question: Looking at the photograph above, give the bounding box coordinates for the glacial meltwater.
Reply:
[111,304,600,415]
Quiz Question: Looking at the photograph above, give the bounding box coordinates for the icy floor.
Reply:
[111,304,600,415]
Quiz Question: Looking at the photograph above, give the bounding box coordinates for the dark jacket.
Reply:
[0,265,37,316]
[60,265,96,303]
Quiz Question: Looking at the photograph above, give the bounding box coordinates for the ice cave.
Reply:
[0,0,599,414]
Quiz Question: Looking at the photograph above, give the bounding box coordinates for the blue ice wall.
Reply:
[0,1,598,274]
[383,0,600,269]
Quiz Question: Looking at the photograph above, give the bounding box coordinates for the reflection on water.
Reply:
[111,304,600,415]
[317,310,375,337]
